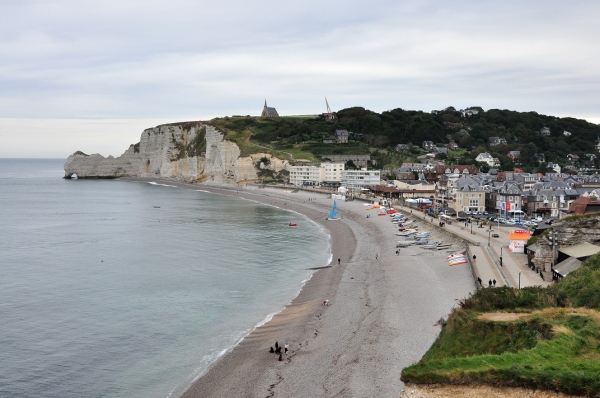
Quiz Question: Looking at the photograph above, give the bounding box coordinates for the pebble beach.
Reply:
[126,179,476,398]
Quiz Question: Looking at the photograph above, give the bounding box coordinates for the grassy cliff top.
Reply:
[401,252,600,396]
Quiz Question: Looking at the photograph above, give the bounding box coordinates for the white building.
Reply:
[475,152,500,167]
[341,168,381,192]
[322,162,344,183]
[288,162,344,186]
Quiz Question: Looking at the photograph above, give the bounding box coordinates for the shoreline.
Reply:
[124,178,475,397]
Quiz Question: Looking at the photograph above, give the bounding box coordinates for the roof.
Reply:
[507,230,531,240]
[558,242,600,259]
[553,257,582,278]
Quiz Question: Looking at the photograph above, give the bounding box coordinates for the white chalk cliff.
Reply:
[64,122,288,184]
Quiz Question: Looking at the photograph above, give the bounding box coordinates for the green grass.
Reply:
[402,253,600,396]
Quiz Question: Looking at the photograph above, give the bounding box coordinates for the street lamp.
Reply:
[519,270,521,289]
[549,231,559,271]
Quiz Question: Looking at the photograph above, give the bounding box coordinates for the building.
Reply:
[288,165,322,186]
[261,100,279,117]
[395,144,410,152]
[422,141,435,150]
[288,162,345,186]
[454,184,486,213]
[489,137,507,146]
[508,151,520,161]
[475,152,500,167]
[334,129,349,144]
[568,190,600,215]
[541,127,551,136]
[563,131,572,137]
[322,162,345,183]
[341,169,381,192]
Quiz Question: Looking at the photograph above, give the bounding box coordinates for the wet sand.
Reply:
[125,179,475,398]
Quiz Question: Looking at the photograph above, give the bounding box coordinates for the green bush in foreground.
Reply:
[402,253,600,396]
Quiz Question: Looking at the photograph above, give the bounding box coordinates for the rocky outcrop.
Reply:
[532,216,600,272]
[64,122,288,184]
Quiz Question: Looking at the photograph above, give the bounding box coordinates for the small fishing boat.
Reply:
[396,241,414,247]
[396,230,417,236]
[288,223,297,227]
[422,241,442,249]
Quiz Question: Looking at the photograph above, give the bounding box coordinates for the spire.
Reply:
[264,99,267,108]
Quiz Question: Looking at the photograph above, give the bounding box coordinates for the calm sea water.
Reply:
[0,159,330,398]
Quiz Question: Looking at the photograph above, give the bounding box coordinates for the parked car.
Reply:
[533,216,543,222]
[483,211,488,215]
[545,218,556,225]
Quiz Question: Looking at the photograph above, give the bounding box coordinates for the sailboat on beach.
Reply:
[327,200,340,221]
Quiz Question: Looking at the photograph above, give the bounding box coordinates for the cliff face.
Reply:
[64,122,288,184]
[532,216,600,270]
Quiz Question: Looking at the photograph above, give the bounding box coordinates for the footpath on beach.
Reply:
[392,203,552,290]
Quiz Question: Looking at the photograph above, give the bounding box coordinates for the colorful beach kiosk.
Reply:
[507,229,532,253]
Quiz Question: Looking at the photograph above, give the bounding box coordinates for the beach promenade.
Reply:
[392,202,552,290]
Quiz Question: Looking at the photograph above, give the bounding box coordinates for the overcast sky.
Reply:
[2,0,600,158]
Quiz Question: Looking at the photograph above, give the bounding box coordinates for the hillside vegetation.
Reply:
[155,107,600,170]
[401,253,600,396]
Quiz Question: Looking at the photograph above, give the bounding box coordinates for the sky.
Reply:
[1,0,600,158]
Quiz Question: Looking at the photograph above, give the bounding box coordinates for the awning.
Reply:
[558,242,600,259]
[526,244,539,253]
[507,230,531,240]
[553,257,582,278]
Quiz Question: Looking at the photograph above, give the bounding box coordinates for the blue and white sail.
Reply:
[327,201,339,220]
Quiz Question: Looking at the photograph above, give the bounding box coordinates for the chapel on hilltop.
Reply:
[261,100,279,117]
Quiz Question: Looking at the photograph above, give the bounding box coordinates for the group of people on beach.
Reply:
[269,341,289,361]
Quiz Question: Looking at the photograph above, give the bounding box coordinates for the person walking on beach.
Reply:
[338,258,341,265]
[488,279,492,287]
[477,277,482,286]
[493,279,497,287]
[284,344,289,354]
[375,253,378,260]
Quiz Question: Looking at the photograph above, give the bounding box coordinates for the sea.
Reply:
[0,159,331,398]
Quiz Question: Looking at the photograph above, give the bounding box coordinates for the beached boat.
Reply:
[412,239,430,245]
[326,201,340,221]
[414,232,430,238]
[288,223,297,227]
[436,245,452,250]
[422,241,442,249]
[448,257,468,266]
[396,241,414,247]
[447,253,466,260]
[396,230,417,236]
